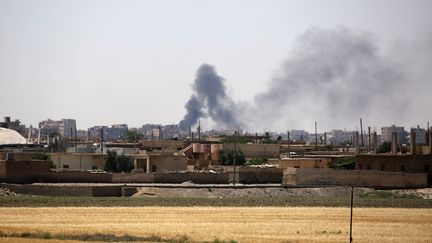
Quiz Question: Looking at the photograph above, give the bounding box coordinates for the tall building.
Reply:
[289,130,309,142]
[38,119,76,138]
[0,116,25,135]
[381,125,408,144]
[88,124,128,141]
[162,124,181,139]
[328,129,354,145]
[410,125,427,145]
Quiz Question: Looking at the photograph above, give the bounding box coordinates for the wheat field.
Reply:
[0,207,431,243]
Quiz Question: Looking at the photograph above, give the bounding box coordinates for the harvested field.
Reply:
[0,207,431,243]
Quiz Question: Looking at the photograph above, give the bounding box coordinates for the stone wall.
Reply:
[238,167,283,183]
[283,168,427,188]
[223,144,280,158]
[0,183,124,197]
[0,160,51,183]
[112,173,154,183]
[41,171,112,183]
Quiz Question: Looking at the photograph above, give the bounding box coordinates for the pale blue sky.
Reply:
[0,0,431,131]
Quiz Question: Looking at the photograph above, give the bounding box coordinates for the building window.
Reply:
[63,165,69,169]
[401,164,405,171]
[380,164,385,171]
[425,165,430,173]
[367,164,371,170]
[152,165,157,172]
[359,164,363,170]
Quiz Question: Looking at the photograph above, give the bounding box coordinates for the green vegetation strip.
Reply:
[0,230,236,243]
[0,194,431,208]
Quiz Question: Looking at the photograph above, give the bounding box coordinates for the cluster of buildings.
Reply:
[1,115,432,188]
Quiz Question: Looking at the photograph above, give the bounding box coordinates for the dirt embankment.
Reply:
[133,186,432,199]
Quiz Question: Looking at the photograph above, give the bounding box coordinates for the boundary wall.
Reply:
[283,168,427,188]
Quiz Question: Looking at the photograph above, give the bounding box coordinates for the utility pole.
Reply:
[315,121,318,152]
[349,186,354,243]
[360,118,364,148]
[233,131,237,185]
[198,120,201,143]
[368,126,371,150]
[100,127,104,154]
[74,124,77,154]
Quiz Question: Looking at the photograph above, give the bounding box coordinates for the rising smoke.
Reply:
[179,64,241,131]
[180,27,431,131]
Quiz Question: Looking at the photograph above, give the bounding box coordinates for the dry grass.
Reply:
[0,207,431,243]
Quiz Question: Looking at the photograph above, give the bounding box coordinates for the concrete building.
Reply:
[223,143,280,158]
[39,118,76,139]
[162,124,181,139]
[289,130,309,142]
[131,151,188,173]
[328,129,354,145]
[356,154,432,174]
[278,158,331,169]
[0,117,25,135]
[139,124,161,139]
[411,126,428,145]
[88,124,128,141]
[50,153,106,171]
[139,140,187,151]
[381,125,408,144]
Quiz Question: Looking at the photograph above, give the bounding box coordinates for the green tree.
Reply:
[116,154,134,173]
[218,150,246,166]
[105,150,134,173]
[105,150,118,172]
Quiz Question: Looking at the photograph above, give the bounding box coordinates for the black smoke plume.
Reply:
[179,64,241,131]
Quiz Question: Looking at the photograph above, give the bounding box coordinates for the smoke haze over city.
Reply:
[0,0,431,132]
[180,27,432,132]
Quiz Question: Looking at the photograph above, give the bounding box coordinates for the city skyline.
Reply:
[1,0,431,131]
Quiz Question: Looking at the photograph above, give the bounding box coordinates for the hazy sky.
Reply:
[1,0,431,132]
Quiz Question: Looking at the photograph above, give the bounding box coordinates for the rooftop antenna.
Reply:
[233,131,237,185]
[360,118,364,148]
[38,127,41,144]
[100,127,104,154]
[198,120,201,143]
[315,121,318,152]
[74,123,77,154]
[368,126,371,150]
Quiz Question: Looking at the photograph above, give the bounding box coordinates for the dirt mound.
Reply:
[393,188,432,199]
[0,187,17,196]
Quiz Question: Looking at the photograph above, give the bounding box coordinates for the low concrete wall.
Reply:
[0,160,51,183]
[112,173,154,183]
[239,167,283,183]
[41,171,112,183]
[153,172,230,184]
[0,183,124,197]
[0,183,94,196]
[283,168,427,188]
